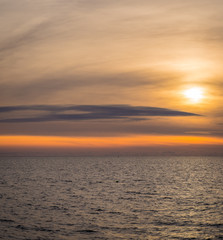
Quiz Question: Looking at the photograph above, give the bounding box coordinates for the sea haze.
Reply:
[0,156,222,240]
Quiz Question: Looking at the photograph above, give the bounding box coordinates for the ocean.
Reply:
[0,156,222,240]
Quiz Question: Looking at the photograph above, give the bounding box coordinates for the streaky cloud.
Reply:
[0,104,201,123]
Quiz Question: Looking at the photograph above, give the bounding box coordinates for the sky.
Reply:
[0,0,223,155]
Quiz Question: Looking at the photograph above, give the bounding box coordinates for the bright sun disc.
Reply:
[183,87,204,103]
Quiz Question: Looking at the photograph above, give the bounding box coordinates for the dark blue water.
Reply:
[0,156,222,239]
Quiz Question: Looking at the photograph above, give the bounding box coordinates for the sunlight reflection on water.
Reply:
[0,156,223,239]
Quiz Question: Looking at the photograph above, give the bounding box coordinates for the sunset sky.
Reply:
[0,0,223,155]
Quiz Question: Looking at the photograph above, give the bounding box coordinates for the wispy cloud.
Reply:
[0,104,200,123]
[0,21,51,55]
[0,70,182,104]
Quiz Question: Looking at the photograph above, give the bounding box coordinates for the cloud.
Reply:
[0,69,182,105]
[0,104,200,123]
[0,21,51,55]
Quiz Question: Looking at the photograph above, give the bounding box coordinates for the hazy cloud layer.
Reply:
[0,70,182,105]
[0,105,199,123]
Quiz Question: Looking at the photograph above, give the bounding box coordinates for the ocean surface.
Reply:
[0,156,222,240]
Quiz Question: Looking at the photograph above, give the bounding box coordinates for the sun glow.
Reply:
[183,87,204,103]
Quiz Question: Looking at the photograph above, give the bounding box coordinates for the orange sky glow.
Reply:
[1,135,223,149]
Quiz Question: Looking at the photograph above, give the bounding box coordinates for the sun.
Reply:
[183,87,204,103]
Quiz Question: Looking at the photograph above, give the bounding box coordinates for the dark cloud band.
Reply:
[0,104,200,123]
